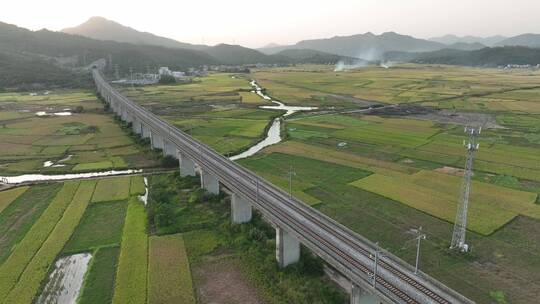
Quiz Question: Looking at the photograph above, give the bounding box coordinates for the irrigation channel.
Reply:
[229,80,317,160]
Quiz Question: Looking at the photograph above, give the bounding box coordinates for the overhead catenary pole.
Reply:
[414,227,426,274]
[288,165,296,199]
[450,126,481,252]
[372,242,384,288]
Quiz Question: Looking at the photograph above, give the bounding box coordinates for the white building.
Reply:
[172,71,185,78]
[158,67,172,76]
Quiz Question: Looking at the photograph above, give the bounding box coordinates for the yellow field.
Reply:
[0,187,28,214]
[351,170,538,235]
[148,234,196,304]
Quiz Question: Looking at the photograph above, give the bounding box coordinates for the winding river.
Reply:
[229,80,317,160]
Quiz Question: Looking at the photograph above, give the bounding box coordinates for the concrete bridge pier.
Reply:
[150,132,164,150]
[163,140,177,158]
[351,284,382,304]
[141,125,152,140]
[200,169,220,195]
[231,193,252,224]
[276,227,300,268]
[179,152,196,177]
[132,118,142,135]
[120,106,127,121]
[125,110,133,123]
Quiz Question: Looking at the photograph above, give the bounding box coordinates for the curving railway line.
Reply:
[93,68,474,304]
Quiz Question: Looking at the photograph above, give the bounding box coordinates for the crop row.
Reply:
[112,197,148,304]
[1,181,95,304]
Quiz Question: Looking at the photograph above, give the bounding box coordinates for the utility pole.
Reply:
[414,227,426,274]
[114,64,120,80]
[288,165,296,199]
[371,242,384,288]
[129,67,134,89]
[450,126,481,252]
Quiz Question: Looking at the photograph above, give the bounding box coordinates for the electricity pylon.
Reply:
[450,126,481,252]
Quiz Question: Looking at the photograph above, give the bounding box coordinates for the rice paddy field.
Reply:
[0,176,153,304]
[129,65,539,303]
[252,64,540,111]
[118,73,281,155]
[0,89,158,175]
[1,63,539,304]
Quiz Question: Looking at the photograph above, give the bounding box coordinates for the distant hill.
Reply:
[0,21,221,87]
[384,46,540,67]
[429,34,506,46]
[274,49,360,64]
[0,22,218,71]
[204,44,289,65]
[62,16,207,50]
[0,51,90,90]
[446,42,486,51]
[259,32,445,60]
[495,34,540,48]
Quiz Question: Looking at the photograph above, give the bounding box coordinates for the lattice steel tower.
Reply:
[450,126,481,252]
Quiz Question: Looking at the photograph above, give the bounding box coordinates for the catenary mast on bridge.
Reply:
[450,126,481,252]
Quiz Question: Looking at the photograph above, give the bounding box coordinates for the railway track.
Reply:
[93,69,474,304]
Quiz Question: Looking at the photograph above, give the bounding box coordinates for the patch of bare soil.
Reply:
[367,104,504,129]
[434,166,466,177]
[193,255,266,304]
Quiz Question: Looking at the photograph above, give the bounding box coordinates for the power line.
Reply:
[450,126,481,252]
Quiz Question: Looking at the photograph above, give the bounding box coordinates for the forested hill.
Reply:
[0,22,219,71]
[384,46,540,67]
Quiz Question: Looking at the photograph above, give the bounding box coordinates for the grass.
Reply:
[91,176,132,203]
[0,182,79,299]
[63,200,128,253]
[0,183,61,264]
[78,246,120,304]
[73,161,114,171]
[130,176,146,195]
[262,141,415,175]
[239,152,371,207]
[351,170,538,235]
[0,186,28,214]
[183,229,220,262]
[148,234,196,304]
[112,197,148,304]
[2,180,95,304]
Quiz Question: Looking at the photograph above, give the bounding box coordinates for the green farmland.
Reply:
[110,65,540,303]
[1,63,539,304]
[119,73,282,155]
[0,90,158,175]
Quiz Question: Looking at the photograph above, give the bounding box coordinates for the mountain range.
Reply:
[62,17,207,50]
[428,35,507,46]
[2,16,540,89]
[385,46,540,67]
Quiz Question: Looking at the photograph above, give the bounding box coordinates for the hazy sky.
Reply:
[2,0,539,48]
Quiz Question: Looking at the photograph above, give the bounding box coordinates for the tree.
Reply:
[158,75,176,84]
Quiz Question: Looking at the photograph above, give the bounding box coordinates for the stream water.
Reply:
[36,253,92,304]
[139,177,149,205]
[0,169,142,184]
[229,80,317,160]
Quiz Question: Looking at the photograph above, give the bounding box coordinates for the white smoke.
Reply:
[334,47,381,71]
[334,60,369,71]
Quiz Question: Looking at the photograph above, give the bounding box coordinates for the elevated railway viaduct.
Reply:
[93,68,474,304]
